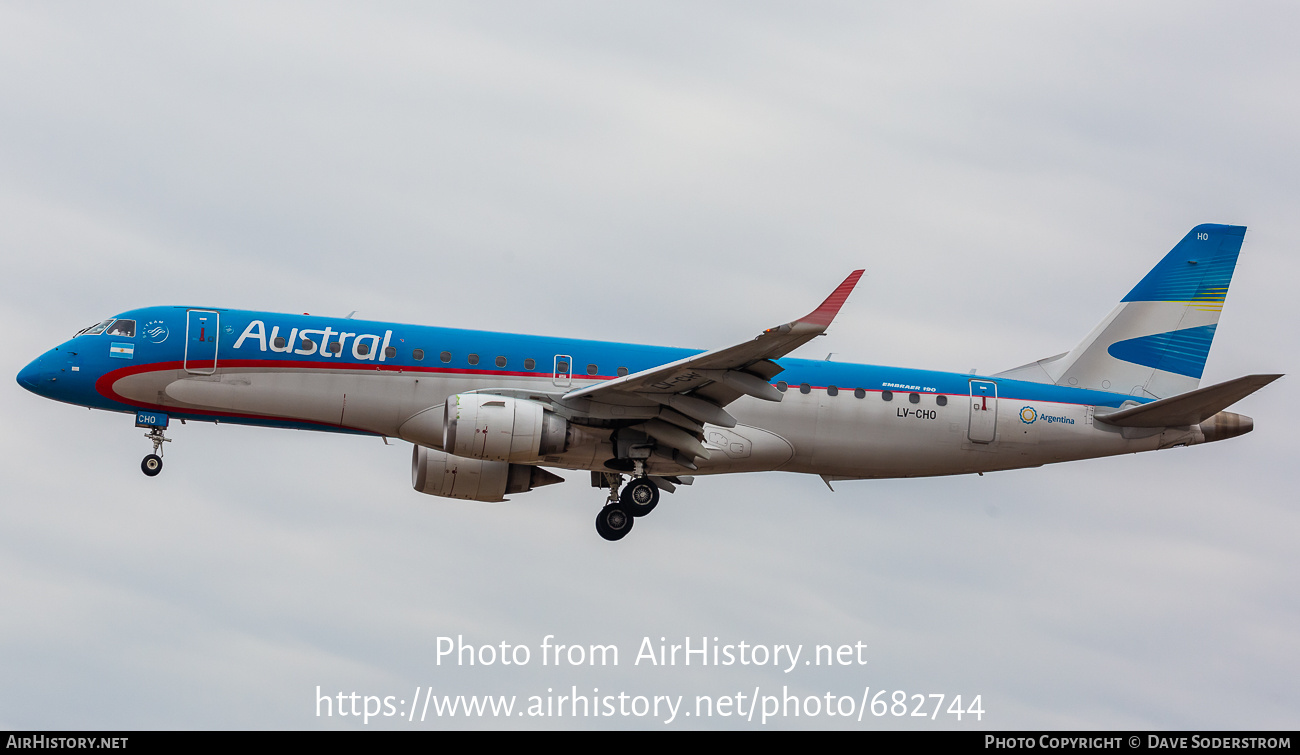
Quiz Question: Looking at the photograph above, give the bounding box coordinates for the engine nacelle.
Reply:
[411,445,564,502]
[444,394,568,462]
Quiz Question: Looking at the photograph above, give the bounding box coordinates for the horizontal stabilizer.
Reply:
[1095,374,1282,428]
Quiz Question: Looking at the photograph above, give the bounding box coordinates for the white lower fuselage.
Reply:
[105,364,1194,481]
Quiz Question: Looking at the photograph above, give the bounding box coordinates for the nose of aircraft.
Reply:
[17,353,49,393]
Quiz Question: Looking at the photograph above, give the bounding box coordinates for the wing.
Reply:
[560,271,863,447]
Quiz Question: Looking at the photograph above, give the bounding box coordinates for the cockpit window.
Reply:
[75,319,115,337]
[107,319,136,337]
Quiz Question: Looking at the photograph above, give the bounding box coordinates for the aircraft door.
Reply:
[185,310,219,375]
[968,379,998,443]
[553,354,572,387]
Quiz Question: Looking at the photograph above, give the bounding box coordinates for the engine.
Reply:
[443,394,569,462]
[411,445,564,502]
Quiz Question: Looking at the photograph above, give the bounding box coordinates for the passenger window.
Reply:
[439,351,450,363]
[799,383,811,394]
[413,349,425,361]
[617,366,628,377]
[776,381,788,392]
[356,343,370,356]
[524,358,536,370]
[854,388,865,399]
[301,337,316,351]
[329,342,342,354]
[557,360,569,373]
[936,395,948,407]
[107,320,136,337]
[384,346,397,358]
[587,364,598,375]
[274,337,287,349]
[909,393,920,404]
[827,385,839,396]
[881,391,893,401]
[468,354,479,366]
[496,356,507,368]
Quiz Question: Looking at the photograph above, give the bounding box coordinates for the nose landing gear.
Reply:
[141,453,163,476]
[141,426,170,477]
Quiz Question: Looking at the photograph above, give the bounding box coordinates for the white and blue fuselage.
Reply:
[15,307,1202,478]
[15,224,1276,540]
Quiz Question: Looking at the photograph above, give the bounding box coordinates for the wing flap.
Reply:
[633,419,711,460]
[637,392,738,428]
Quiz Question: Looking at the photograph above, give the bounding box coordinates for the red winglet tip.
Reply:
[800,270,864,327]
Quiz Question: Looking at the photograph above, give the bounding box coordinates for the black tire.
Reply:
[141,454,163,477]
[595,503,634,541]
[620,477,660,517]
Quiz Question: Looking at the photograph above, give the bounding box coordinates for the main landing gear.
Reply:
[593,471,662,542]
[622,476,660,517]
[141,426,170,477]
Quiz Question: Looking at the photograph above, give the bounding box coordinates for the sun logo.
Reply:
[1020,406,1038,424]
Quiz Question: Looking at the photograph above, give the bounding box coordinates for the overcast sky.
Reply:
[2,1,1298,729]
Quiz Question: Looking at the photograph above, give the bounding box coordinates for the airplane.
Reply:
[16,224,1281,541]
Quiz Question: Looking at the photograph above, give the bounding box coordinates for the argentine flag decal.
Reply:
[109,342,135,359]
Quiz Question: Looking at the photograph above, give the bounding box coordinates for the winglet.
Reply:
[798,270,864,327]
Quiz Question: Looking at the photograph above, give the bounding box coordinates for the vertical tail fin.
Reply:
[999,224,1246,399]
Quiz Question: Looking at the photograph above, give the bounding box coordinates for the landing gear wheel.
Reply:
[141,426,170,475]
[595,503,634,541]
[141,454,163,477]
[621,477,660,517]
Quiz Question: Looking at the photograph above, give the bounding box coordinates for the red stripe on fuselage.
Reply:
[94,360,369,431]
[95,357,1099,430]
[93,358,616,430]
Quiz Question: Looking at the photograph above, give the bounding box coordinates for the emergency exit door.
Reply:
[968,379,998,443]
[553,354,573,387]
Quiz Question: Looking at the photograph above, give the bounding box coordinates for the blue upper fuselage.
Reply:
[17,306,1144,425]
